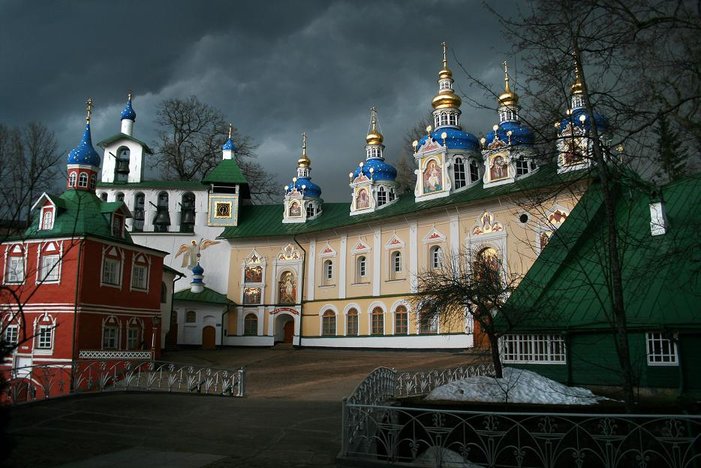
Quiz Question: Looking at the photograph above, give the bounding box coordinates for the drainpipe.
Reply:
[220,301,237,348]
[70,237,85,392]
[293,235,306,347]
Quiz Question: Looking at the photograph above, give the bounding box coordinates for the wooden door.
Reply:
[283,321,294,343]
[202,326,216,350]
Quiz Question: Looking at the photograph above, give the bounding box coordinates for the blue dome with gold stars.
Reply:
[559,107,608,133]
[485,120,534,148]
[67,123,101,167]
[120,98,136,121]
[288,177,322,199]
[222,138,236,151]
[352,159,397,182]
[418,127,480,152]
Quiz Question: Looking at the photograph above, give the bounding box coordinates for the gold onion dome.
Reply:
[432,42,462,110]
[366,107,384,145]
[298,132,311,168]
[498,61,519,107]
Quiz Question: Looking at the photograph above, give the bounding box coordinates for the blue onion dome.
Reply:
[485,121,535,147]
[418,127,480,152]
[192,262,204,275]
[222,138,236,151]
[352,158,398,182]
[120,93,136,121]
[290,177,322,198]
[559,106,609,133]
[67,122,101,166]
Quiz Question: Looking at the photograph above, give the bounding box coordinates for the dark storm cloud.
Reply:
[0,0,520,201]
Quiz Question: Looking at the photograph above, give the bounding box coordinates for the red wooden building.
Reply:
[0,102,167,399]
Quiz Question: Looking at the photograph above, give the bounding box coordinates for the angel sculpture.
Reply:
[175,238,220,269]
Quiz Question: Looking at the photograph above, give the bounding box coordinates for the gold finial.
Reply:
[571,53,584,95]
[442,41,448,69]
[432,41,461,110]
[366,106,384,145]
[498,60,518,107]
[127,90,133,102]
[85,98,93,123]
[228,123,233,140]
[298,131,310,168]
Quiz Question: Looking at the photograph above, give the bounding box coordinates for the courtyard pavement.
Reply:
[4,347,483,467]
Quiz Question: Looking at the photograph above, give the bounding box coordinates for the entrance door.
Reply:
[202,326,216,350]
[283,321,294,343]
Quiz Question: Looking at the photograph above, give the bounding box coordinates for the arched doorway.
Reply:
[274,314,295,344]
[202,326,216,350]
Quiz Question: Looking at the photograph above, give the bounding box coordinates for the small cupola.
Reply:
[120,92,136,136]
[66,98,101,193]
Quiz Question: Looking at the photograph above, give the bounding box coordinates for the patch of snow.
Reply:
[426,367,604,405]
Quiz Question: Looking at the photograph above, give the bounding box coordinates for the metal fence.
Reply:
[2,359,246,404]
[340,364,701,467]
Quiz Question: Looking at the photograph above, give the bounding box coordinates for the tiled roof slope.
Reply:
[502,174,701,331]
[220,164,582,239]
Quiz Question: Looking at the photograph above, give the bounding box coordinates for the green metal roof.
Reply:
[23,190,134,242]
[220,164,582,239]
[97,180,206,190]
[202,159,248,185]
[173,286,231,305]
[97,133,154,154]
[501,174,701,332]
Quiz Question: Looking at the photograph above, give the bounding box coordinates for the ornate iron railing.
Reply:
[2,360,245,404]
[395,362,495,398]
[341,364,701,467]
[341,405,701,467]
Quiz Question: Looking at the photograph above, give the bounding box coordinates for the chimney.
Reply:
[649,191,669,236]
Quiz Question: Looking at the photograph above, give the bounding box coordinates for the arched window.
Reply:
[115,146,130,182]
[469,159,480,183]
[100,193,108,201]
[244,314,258,336]
[185,310,196,323]
[377,186,387,206]
[154,192,170,232]
[69,172,77,187]
[474,247,501,284]
[356,256,367,282]
[306,202,314,218]
[116,192,125,202]
[371,307,384,335]
[419,314,438,334]
[394,305,408,335]
[90,174,97,190]
[454,156,466,189]
[390,251,402,280]
[78,173,88,188]
[323,259,333,285]
[346,308,358,336]
[101,316,119,350]
[322,310,336,336]
[180,192,195,233]
[430,245,443,270]
[133,193,145,232]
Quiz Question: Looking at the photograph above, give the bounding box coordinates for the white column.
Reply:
[409,221,418,293]
[339,235,347,299]
[307,239,316,301]
[373,228,381,296]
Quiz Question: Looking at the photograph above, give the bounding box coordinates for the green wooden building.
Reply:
[497,174,701,396]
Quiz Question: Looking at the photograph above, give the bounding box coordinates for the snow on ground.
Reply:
[426,367,605,405]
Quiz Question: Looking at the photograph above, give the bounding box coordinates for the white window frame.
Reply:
[394,306,408,335]
[36,325,54,350]
[127,326,140,350]
[103,258,121,286]
[322,310,336,336]
[39,254,60,283]
[322,259,333,285]
[69,172,77,187]
[430,245,443,270]
[346,308,359,336]
[5,254,25,284]
[500,334,567,364]
[103,326,119,350]
[646,332,678,366]
[454,156,466,189]
[4,324,19,347]
[40,207,54,230]
[131,264,148,290]
[371,307,384,335]
[78,172,88,188]
[356,255,367,283]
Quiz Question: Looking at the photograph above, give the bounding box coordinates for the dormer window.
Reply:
[516,159,530,176]
[454,157,466,189]
[469,159,480,183]
[40,207,54,230]
[306,203,314,218]
[377,186,387,206]
[111,213,124,238]
[78,172,88,188]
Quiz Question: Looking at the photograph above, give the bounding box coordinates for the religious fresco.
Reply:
[423,159,443,193]
[472,211,504,235]
[288,201,301,217]
[355,188,370,209]
[244,265,262,283]
[278,271,296,304]
[243,287,261,305]
[489,154,508,180]
[562,137,585,166]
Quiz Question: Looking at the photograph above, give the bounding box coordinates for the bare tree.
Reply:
[0,122,61,225]
[484,0,701,409]
[413,251,522,378]
[392,113,433,194]
[153,96,277,201]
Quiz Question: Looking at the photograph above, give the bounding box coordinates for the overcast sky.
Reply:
[0,0,522,202]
